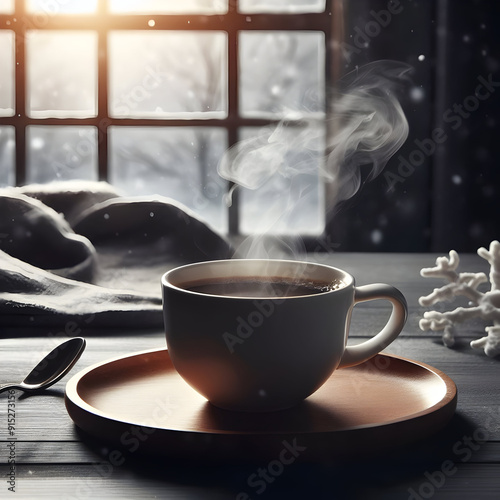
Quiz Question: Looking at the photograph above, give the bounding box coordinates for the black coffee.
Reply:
[183,277,343,298]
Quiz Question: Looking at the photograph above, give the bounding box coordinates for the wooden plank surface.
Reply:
[1,253,499,499]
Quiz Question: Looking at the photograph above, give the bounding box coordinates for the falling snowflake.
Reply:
[419,240,500,357]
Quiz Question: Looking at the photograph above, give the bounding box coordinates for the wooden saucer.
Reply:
[65,349,457,462]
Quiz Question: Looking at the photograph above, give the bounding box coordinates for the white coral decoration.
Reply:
[419,240,500,357]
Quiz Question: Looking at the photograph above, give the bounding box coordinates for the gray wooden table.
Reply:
[1,253,499,499]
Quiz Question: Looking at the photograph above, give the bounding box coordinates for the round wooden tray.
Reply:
[65,349,457,462]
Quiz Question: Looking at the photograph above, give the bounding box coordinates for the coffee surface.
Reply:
[183,277,344,298]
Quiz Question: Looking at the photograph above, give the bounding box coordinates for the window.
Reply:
[0,0,341,236]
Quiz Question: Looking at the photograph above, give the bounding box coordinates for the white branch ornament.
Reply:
[419,240,500,357]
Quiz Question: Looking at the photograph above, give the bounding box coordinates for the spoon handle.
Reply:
[0,384,19,394]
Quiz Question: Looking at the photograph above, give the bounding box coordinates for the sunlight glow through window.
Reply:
[0,0,14,14]
[0,0,331,235]
[26,31,98,118]
[26,0,98,14]
[109,0,228,15]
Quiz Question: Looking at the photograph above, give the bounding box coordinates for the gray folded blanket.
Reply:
[0,181,232,331]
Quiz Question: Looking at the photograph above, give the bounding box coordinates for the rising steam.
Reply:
[218,60,411,259]
[218,60,411,216]
[324,60,410,210]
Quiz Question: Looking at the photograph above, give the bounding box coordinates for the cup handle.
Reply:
[338,284,408,369]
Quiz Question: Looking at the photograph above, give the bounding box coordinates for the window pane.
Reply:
[239,0,325,14]
[109,0,228,14]
[238,125,325,235]
[0,126,15,187]
[0,0,13,14]
[239,31,325,118]
[26,31,97,118]
[27,126,98,183]
[109,127,228,233]
[109,31,227,119]
[0,30,14,117]
[26,0,97,13]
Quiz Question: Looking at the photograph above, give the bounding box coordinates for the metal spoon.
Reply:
[0,337,86,394]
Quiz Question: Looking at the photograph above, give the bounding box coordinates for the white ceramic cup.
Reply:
[162,259,407,412]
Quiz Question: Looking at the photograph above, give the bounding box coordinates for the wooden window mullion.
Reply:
[14,0,27,186]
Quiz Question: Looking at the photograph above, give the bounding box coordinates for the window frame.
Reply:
[0,0,342,236]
